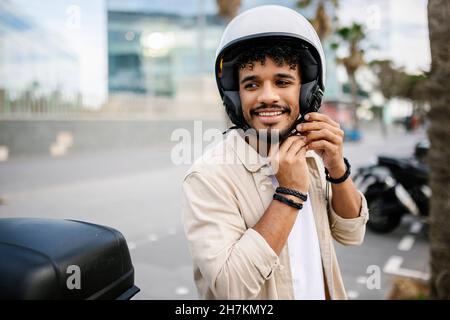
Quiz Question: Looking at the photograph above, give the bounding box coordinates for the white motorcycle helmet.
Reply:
[215,5,326,131]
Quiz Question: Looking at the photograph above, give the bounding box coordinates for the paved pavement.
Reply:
[0,122,429,299]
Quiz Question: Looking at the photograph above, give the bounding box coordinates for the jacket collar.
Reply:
[226,129,317,176]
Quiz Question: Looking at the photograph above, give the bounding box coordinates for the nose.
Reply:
[257,82,280,105]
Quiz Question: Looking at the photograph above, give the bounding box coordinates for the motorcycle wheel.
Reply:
[366,187,403,233]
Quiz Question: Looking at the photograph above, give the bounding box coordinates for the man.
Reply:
[182,5,369,300]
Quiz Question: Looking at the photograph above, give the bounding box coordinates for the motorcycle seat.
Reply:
[378,156,410,169]
[377,156,429,179]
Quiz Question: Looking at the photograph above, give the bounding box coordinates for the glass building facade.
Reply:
[106,0,227,117]
[105,0,342,118]
[0,0,82,115]
[107,10,224,96]
[0,0,344,118]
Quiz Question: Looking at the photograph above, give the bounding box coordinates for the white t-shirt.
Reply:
[271,175,326,300]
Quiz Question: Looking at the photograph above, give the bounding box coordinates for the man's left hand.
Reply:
[296,112,346,177]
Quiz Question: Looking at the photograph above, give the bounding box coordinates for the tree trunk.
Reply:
[427,0,450,299]
[380,105,387,138]
[216,0,241,21]
[349,73,359,131]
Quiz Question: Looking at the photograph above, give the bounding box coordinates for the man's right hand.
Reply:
[270,135,309,194]
[253,135,310,256]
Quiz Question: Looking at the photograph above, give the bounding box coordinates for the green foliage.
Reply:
[296,0,313,8]
[370,59,428,103]
[295,0,339,40]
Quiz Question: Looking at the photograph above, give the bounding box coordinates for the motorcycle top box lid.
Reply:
[0,218,139,300]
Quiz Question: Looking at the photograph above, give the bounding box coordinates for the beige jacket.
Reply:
[182,129,369,300]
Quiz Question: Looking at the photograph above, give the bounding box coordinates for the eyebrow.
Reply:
[240,73,297,84]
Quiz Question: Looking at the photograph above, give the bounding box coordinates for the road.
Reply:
[0,122,429,299]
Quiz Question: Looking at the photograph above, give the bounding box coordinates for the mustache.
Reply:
[251,104,291,115]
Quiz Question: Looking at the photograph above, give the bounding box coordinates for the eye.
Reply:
[244,83,258,90]
[276,80,292,87]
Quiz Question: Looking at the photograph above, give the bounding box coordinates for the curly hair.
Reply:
[222,44,305,131]
[235,44,303,76]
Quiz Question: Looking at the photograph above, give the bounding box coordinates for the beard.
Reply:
[255,127,292,145]
[248,103,299,144]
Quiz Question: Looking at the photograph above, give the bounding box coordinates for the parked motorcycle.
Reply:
[353,139,430,233]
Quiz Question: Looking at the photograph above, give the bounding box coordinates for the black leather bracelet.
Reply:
[325,157,351,184]
[273,193,303,210]
[276,187,308,202]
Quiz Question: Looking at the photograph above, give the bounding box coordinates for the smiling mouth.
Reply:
[252,109,289,125]
[253,109,288,117]
[254,110,285,116]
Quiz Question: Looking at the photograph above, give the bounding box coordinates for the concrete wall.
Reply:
[0,119,226,157]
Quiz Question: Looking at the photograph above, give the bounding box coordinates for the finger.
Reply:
[286,137,306,156]
[304,112,340,128]
[282,135,304,153]
[295,142,307,157]
[306,140,340,156]
[269,135,299,159]
[268,134,289,157]
[304,129,342,146]
[297,121,344,137]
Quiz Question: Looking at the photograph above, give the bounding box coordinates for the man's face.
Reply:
[238,57,301,139]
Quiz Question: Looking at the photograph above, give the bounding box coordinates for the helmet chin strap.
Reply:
[275,111,304,144]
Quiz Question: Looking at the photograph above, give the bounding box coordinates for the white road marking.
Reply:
[50,131,74,157]
[410,221,422,234]
[57,131,74,148]
[175,286,189,296]
[127,233,160,249]
[383,256,403,273]
[0,146,9,161]
[347,290,359,299]
[398,235,415,251]
[50,143,67,157]
[383,256,430,281]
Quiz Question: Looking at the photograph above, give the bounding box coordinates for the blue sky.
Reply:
[338,0,430,73]
[10,0,430,108]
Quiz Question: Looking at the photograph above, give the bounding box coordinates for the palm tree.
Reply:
[370,60,404,101]
[427,0,450,299]
[332,23,366,131]
[370,60,428,121]
[296,0,339,41]
[216,0,241,21]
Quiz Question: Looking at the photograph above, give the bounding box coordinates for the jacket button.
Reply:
[260,185,267,191]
